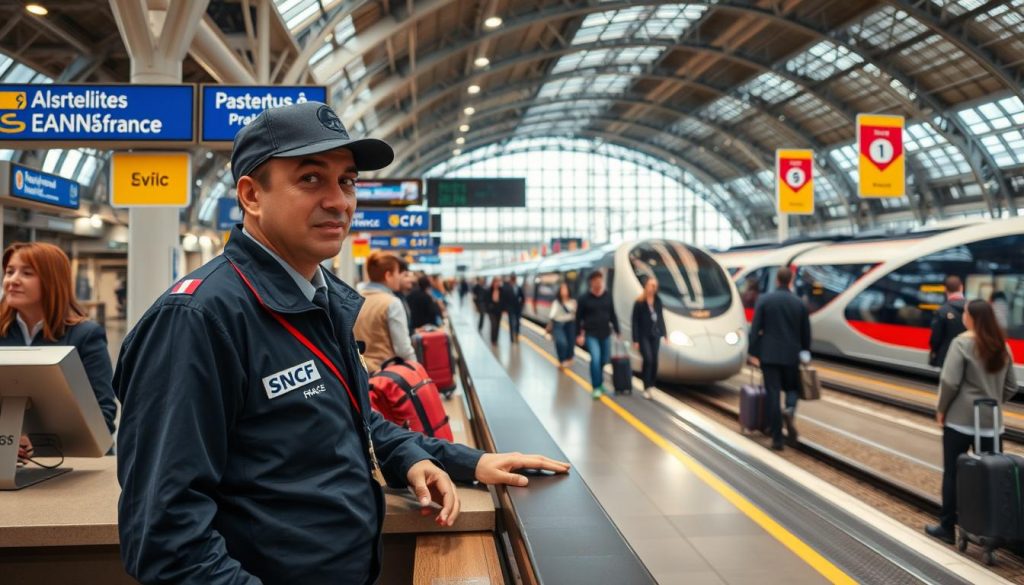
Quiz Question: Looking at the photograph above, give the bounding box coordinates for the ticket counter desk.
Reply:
[0,392,500,585]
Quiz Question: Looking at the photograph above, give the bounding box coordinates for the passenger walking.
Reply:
[748,267,811,451]
[458,278,469,306]
[353,251,416,372]
[929,275,967,368]
[113,101,569,585]
[501,274,525,343]
[925,300,1018,544]
[631,277,667,399]
[575,270,620,399]
[472,277,487,331]
[548,282,577,368]
[407,274,442,329]
[487,277,504,345]
[1,243,118,437]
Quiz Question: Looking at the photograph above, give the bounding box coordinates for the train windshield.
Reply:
[629,241,733,318]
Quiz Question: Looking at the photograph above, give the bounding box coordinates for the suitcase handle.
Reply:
[973,398,1001,455]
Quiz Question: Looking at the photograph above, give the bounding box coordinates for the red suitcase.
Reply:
[412,328,456,396]
[369,357,453,441]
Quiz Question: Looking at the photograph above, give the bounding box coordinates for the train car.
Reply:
[494,240,746,383]
[790,217,1024,381]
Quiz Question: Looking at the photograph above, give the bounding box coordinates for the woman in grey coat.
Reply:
[925,300,1018,544]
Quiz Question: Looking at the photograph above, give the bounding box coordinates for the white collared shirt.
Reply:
[15,313,43,345]
[241,228,328,302]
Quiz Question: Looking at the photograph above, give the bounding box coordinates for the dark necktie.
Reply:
[312,287,329,312]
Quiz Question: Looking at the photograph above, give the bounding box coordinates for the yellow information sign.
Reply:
[776,149,814,215]
[857,114,905,198]
[352,238,370,260]
[110,152,191,207]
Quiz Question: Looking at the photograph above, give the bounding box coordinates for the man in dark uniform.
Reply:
[114,102,568,585]
[929,275,966,368]
[748,267,812,451]
[500,274,525,342]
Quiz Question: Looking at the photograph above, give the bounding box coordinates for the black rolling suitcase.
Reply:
[956,398,1024,565]
[611,340,633,394]
[739,368,767,434]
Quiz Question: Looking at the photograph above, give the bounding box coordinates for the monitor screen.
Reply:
[356,179,423,207]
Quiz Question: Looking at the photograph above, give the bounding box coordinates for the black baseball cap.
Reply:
[231,101,394,183]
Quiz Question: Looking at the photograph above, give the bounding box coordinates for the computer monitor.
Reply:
[0,346,113,490]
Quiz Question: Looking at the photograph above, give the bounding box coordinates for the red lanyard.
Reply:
[229,261,363,418]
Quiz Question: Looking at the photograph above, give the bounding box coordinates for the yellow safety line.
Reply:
[516,333,857,585]
[813,364,1024,423]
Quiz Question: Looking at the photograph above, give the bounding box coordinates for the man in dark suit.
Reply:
[500,274,525,342]
[748,267,812,451]
[928,275,966,368]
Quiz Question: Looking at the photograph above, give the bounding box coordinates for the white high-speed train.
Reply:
[716,218,1024,381]
[477,240,747,383]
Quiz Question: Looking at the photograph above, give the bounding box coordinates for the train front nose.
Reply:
[661,326,746,382]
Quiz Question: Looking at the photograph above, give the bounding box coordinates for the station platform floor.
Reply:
[449,302,1008,585]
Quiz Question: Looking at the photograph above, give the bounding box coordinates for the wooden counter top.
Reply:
[0,456,494,548]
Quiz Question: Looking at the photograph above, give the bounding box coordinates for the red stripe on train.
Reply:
[847,320,1024,365]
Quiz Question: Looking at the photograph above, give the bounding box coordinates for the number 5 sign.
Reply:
[776,149,814,215]
[857,114,905,198]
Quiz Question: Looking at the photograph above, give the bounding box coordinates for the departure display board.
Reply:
[426,178,525,208]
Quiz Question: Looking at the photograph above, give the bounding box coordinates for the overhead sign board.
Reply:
[776,149,814,215]
[216,197,242,230]
[857,114,905,198]
[0,84,195,147]
[0,162,80,210]
[370,235,433,250]
[412,254,441,265]
[201,85,327,143]
[426,178,526,208]
[356,179,423,207]
[351,210,429,232]
[110,152,192,207]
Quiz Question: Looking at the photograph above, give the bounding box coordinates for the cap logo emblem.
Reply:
[317,106,345,134]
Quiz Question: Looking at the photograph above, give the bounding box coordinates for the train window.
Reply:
[844,234,1024,345]
[727,267,742,277]
[794,264,875,314]
[629,241,733,318]
[737,266,781,309]
[534,272,561,314]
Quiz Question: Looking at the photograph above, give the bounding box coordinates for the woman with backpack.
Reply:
[925,299,1018,545]
[547,282,577,368]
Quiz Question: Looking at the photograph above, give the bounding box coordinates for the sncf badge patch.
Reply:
[170,278,203,295]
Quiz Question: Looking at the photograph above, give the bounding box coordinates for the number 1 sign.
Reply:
[857,114,905,198]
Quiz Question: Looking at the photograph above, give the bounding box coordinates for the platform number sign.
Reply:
[776,149,814,215]
[857,114,905,198]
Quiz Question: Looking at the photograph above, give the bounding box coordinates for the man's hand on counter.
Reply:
[474,453,571,487]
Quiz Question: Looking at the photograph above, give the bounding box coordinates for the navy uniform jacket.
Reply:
[748,289,811,367]
[114,226,484,585]
[0,318,117,433]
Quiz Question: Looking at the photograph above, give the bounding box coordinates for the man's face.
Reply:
[590,276,604,295]
[240,149,358,269]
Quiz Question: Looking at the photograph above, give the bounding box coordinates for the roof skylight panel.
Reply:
[704,96,751,124]
[669,118,714,140]
[828,143,859,183]
[737,72,801,105]
[785,40,864,81]
[848,6,927,52]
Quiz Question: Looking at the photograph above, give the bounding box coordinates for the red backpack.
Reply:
[368,357,454,442]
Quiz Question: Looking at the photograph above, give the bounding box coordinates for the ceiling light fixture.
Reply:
[455,137,465,145]
[474,57,490,68]
[459,124,470,132]
[463,106,475,115]
[25,3,48,16]
[452,149,462,156]
[484,16,502,29]
[89,214,103,229]
[467,84,481,94]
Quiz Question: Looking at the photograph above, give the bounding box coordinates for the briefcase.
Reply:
[799,365,821,401]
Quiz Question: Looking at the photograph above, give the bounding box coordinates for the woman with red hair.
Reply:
[1,243,118,440]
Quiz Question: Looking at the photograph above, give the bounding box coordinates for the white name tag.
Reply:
[262,360,322,399]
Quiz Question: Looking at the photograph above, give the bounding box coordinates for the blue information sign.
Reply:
[352,210,429,232]
[8,163,80,210]
[0,84,194,142]
[216,198,242,230]
[201,85,327,142]
[413,255,441,265]
[369,235,433,250]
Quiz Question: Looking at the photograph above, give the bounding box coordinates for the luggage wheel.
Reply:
[956,534,967,553]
